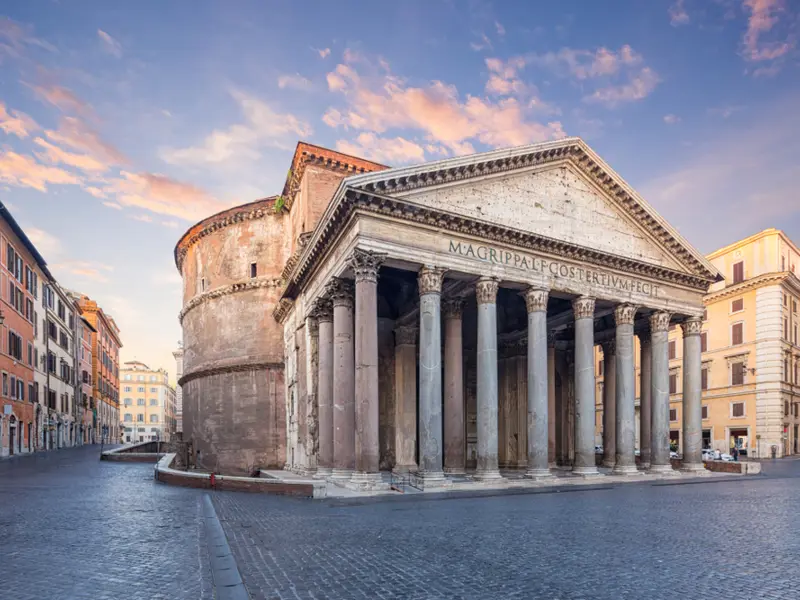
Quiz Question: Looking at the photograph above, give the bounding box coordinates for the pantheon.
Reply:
[175,137,720,486]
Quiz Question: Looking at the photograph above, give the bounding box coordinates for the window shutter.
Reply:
[732,323,743,346]
[669,341,676,360]
[732,363,744,386]
[701,405,708,419]
[701,332,707,353]
[701,368,708,390]
[669,373,677,394]
[733,262,744,283]
[732,298,743,312]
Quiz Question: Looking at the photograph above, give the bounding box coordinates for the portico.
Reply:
[278,138,720,488]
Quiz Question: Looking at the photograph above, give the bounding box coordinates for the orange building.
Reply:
[0,202,50,456]
[76,295,122,443]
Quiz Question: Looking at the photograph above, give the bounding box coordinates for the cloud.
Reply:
[52,260,114,282]
[97,29,122,57]
[102,201,122,210]
[25,227,62,259]
[105,171,228,221]
[161,220,180,229]
[26,227,113,282]
[663,114,682,124]
[529,45,643,80]
[45,116,128,166]
[583,67,661,108]
[336,133,424,164]
[322,55,565,157]
[33,137,108,173]
[0,16,57,59]
[315,47,331,59]
[27,82,91,115]
[160,89,312,167]
[495,21,506,37]
[470,33,493,52]
[130,214,153,223]
[484,56,528,96]
[669,0,690,25]
[708,105,744,118]
[741,0,793,63]
[0,150,81,192]
[277,73,313,91]
[0,102,38,138]
[83,185,106,198]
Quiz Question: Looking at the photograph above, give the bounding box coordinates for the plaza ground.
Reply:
[2,446,799,599]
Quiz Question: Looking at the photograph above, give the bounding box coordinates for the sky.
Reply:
[0,0,799,376]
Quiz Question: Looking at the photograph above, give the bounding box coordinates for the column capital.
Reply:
[572,296,595,320]
[325,278,354,309]
[442,297,465,320]
[310,297,333,323]
[680,316,703,337]
[614,304,638,326]
[649,311,672,333]
[394,325,417,346]
[523,287,549,313]
[350,248,386,283]
[307,316,320,337]
[475,276,499,305]
[418,266,446,295]
[601,339,616,356]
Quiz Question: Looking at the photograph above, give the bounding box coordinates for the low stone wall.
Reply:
[704,460,761,474]
[154,454,326,498]
[101,441,166,462]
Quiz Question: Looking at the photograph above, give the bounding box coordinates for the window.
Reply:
[201,277,206,292]
[150,387,157,393]
[795,300,798,313]
[123,398,132,406]
[137,386,145,392]
[785,318,790,340]
[9,375,16,399]
[124,374,131,381]
[669,408,677,422]
[783,256,786,271]
[150,375,157,382]
[2,372,7,397]
[731,323,743,346]
[250,263,257,278]
[124,414,132,422]
[733,261,744,284]
[27,383,34,404]
[785,400,790,416]
[700,332,708,353]
[795,326,798,346]
[7,331,22,361]
[701,405,708,420]
[598,360,604,376]
[150,415,158,423]
[786,358,791,382]
[26,342,32,366]
[731,298,744,313]
[669,373,678,394]
[150,398,158,406]
[732,402,745,418]
[124,386,131,392]
[137,414,144,422]
[785,294,789,307]
[731,362,745,386]
[137,398,145,406]
[701,367,708,390]
[668,341,676,360]
[795,362,799,385]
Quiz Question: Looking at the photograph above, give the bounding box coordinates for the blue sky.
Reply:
[1,0,798,375]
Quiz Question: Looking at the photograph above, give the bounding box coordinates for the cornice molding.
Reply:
[179,360,284,387]
[273,298,295,324]
[705,271,800,304]
[179,277,283,324]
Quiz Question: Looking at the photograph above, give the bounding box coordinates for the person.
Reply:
[732,445,739,461]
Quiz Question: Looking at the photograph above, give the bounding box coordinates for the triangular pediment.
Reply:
[345,138,719,282]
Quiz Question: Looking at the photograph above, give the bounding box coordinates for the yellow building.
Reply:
[595,229,800,459]
[119,361,177,443]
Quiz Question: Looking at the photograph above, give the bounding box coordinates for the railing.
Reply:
[389,471,424,493]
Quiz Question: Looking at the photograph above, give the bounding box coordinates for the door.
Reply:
[9,425,15,456]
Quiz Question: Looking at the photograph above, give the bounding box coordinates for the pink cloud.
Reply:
[583,68,661,108]
[0,102,38,138]
[45,116,128,165]
[52,260,114,283]
[0,150,81,192]
[336,133,425,164]
[97,29,122,57]
[530,45,643,80]
[315,47,331,59]
[278,73,313,91]
[28,82,91,115]
[742,0,793,62]
[34,137,109,173]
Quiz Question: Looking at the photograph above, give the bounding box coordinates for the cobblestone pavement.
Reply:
[0,445,212,600]
[212,460,800,600]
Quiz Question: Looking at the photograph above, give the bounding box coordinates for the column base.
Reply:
[314,466,332,479]
[571,466,602,477]
[680,462,706,474]
[611,464,641,476]
[418,471,447,489]
[601,458,616,469]
[330,468,354,482]
[548,461,557,469]
[525,468,553,480]
[347,471,388,491]
[648,463,674,474]
[474,469,503,482]
[444,466,466,475]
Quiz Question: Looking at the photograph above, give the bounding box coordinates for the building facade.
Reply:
[177,139,721,482]
[172,346,183,435]
[42,282,77,448]
[76,313,96,444]
[120,361,176,443]
[77,295,121,444]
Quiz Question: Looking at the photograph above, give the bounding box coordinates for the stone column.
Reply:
[525,288,551,479]
[475,276,502,481]
[613,304,639,475]
[443,298,465,474]
[547,333,556,468]
[393,325,417,473]
[313,298,334,478]
[350,249,385,488]
[638,327,652,468]
[417,266,446,487]
[601,340,616,469]
[306,314,320,475]
[573,296,599,476]
[681,317,704,472]
[328,278,355,480]
[649,311,672,473]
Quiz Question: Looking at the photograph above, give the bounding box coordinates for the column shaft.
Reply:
[393,326,417,472]
[547,338,556,467]
[639,330,652,468]
[476,277,502,480]
[316,307,334,477]
[681,317,704,472]
[601,342,616,469]
[330,279,355,479]
[525,288,551,478]
[612,304,638,475]
[443,299,465,474]
[573,296,599,475]
[649,311,672,473]
[418,266,445,486]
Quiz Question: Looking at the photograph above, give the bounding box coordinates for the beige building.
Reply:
[594,228,800,459]
[120,361,177,443]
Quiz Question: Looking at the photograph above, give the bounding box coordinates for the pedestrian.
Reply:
[732,446,739,462]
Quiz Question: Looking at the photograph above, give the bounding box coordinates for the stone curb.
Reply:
[202,494,250,600]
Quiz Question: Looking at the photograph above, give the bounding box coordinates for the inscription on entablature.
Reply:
[448,240,662,298]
